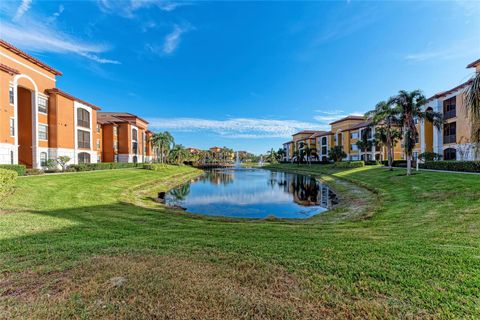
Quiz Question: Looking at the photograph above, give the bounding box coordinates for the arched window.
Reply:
[78,152,91,164]
[77,108,90,128]
[443,148,456,161]
[133,156,138,164]
[40,152,48,167]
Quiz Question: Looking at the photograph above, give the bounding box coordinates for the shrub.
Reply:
[0,168,17,200]
[0,164,26,176]
[143,163,168,171]
[420,161,480,173]
[68,162,139,172]
[382,160,408,167]
[329,146,347,162]
[365,160,381,166]
[333,161,365,168]
[26,168,44,176]
[418,152,442,161]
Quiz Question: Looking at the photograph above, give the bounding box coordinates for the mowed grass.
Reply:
[0,164,479,319]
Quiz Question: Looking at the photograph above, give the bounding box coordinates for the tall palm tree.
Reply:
[356,129,373,162]
[266,148,278,164]
[365,99,401,170]
[465,70,480,159]
[393,90,443,175]
[303,146,317,165]
[168,144,188,165]
[151,131,174,163]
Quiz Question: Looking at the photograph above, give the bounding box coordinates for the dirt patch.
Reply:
[0,255,402,319]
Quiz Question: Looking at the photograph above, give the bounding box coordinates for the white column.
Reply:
[420,119,425,153]
[13,85,19,165]
[32,90,40,169]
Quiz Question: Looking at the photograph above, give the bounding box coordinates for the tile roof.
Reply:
[0,39,62,76]
[98,112,149,124]
[45,88,101,110]
[344,121,371,131]
[309,131,332,138]
[329,115,365,125]
[466,58,480,68]
[427,79,473,101]
[0,63,20,75]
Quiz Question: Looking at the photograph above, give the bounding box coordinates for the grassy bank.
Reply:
[1,164,479,319]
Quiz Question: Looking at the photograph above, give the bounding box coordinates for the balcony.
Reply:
[443,134,456,144]
[444,109,456,120]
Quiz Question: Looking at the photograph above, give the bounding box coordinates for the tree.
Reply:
[465,70,480,159]
[392,90,443,175]
[276,148,286,162]
[265,148,278,164]
[150,131,174,163]
[356,128,374,161]
[56,156,71,172]
[365,99,402,170]
[303,146,317,165]
[329,146,346,162]
[168,144,189,165]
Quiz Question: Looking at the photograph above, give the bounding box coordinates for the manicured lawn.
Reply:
[1,164,479,319]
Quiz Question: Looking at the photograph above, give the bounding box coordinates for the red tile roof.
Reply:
[309,131,331,138]
[329,115,365,125]
[0,63,19,75]
[45,88,101,110]
[427,79,473,101]
[98,112,149,125]
[293,130,319,135]
[344,121,371,131]
[467,58,480,68]
[0,39,62,76]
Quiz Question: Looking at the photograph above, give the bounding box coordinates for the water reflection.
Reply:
[165,169,338,219]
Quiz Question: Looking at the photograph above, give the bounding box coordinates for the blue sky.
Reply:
[1,0,479,154]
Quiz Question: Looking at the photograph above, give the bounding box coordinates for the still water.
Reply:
[165,168,338,219]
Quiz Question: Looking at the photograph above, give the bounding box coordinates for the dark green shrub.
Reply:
[365,160,381,166]
[68,162,139,172]
[26,168,44,176]
[0,168,17,200]
[420,161,480,173]
[418,152,442,161]
[142,163,168,171]
[333,161,365,168]
[0,164,26,176]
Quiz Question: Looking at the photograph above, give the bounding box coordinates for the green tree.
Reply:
[276,148,286,162]
[465,70,480,158]
[303,146,317,165]
[150,131,174,164]
[356,128,374,162]
[56,156,71,172]
[329,146,346,162]
[392,90,443,175]
[265,148,278,164]
[365,99,402,170]
[168,144,189,165]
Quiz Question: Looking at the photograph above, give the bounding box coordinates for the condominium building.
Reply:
[416,59,479,161]
[0,39,153,168]
[0,40,100,168]
[97,112,152,164]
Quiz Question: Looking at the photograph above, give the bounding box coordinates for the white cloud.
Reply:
[147,117,330,139]
[98,0,188,17]
[162,25,187,54]
[0,18,120,64]
[13,0,31,21]
[313,110,365,124]
[405,39,480,62]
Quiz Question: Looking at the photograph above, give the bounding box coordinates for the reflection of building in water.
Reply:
[272,171,337,208]
[199,169,234,185]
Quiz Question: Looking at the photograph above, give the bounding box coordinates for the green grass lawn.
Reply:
[1,164,479,319]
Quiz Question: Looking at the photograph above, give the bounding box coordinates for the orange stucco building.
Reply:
[0,39,153,168]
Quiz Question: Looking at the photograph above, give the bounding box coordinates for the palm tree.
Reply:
[276,148,286,162]
[356,129,373,161]
[168,144,189,165]
[465,70,480,159]
[266,148,278,164]
[303,146,317,165]
[365,100,402,170]
[150,131,174,163]
[393,90,443,175]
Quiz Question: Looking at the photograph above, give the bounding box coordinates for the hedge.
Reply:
[365,160,381,166]
[382,160,408,167]
[68,162,139,172]
[333,161,365,168]
[142,163,168,171]
[0,164,26,176]
[0,168,17,200]
[420,161,480,173]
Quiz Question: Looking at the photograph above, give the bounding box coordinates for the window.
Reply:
[443,148,456,161]
[321,136,327,145]
[132,142,138,154]
[321,146,327,155]
[351,155,359,160]
[350,132,359,139]
[443,96,456,119]
[9,86,14,105]
[132,128,138,141]
[77,108,90,128]
[9,118,15,136]
[39,124,48,140]
[443,122,456,144]
[96,123,101,133]
[77,130,90,149]
[113,126,118,136]
[96,139,100,149]
[40,152,48,167]
[78,152,91,164]
[350,144,358,151]
[38,97,48,113]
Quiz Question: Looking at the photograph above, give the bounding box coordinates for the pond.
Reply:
[164,168,338,219]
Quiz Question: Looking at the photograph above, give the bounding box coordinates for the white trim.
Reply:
[38,123,48,141]
[0,51,56,82]
[9,117,15,137]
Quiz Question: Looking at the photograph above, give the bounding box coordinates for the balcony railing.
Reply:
[444,109,456,119]
[443,134,456,144]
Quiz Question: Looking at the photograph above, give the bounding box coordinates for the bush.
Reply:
[68,162,139,172]
[0,168,17,200]
[142,163,168,171]
[365,160,381,166]
[26,168,44,176]
[333,161,365,168]
[420,161,480,173]
[0,164,26,176]
[382,160,408,167]
[418,152,442,161]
